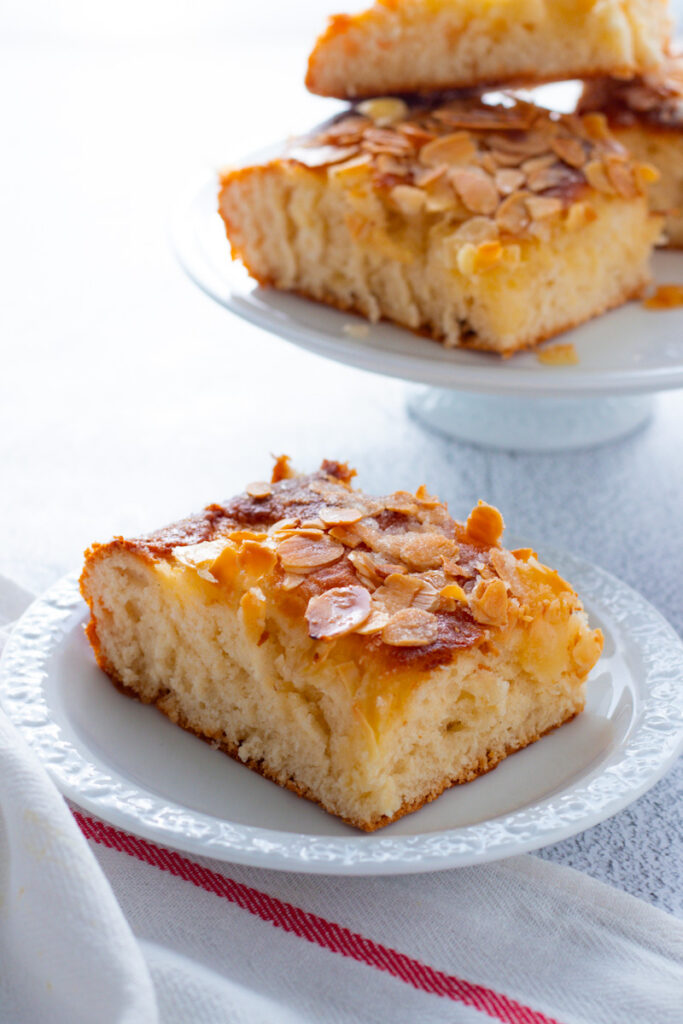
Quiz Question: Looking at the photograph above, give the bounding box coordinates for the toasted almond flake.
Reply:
[526,164,573,192]
[300,517,325,530]
[384,491,419,514]
[604,155,637,198]
[328,524,363,548]
[511,547,537,561]
[521,153,556,177]
[635,162,660,187]
[552,136,587,168]
[419,131,477,167]
[440,582,467,603]
[465,501,505,546]
[494,168,525,195]
[357,96,408,127]
[281,573,305,590]
[355,604,392,635]
[245,481,272,501]
[442,555,473,579]
[305,585,372,639]
[411,581,441,611]
[469,577,508,627]
[495,191,531,235]
[584,159,615,195]
[400,531,457,571]
[450,166,499,215]
[581,112,611,141]
[277,534,344,570]
[453,216,499,245]
[327,154,373,183]
[173,539,231,582]
[270,455,295,484]
[320,506,364,526]
[373,572,426,613]
[424,180,459,213]
[390,183,427,215]
[525,196,563,221]
[490,148,526,167]
[414,164,448,189]
[537,342,579,365]
[643,284,683,309]
[289,144,360,169]
[342,322,370,339]
[565,201,597,231]
[415,484,440,507]
[382,608,439,647]
[348,549,384,587]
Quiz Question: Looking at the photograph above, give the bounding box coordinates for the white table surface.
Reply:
[1,10,681,915]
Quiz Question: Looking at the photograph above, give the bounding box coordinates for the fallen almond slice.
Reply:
[278,534,344,570]
[537,342,579,366]
[643,284,683,310]
[306,586,372,639]
[382,608,439,647]
[319,507,364,526]
[246,481,273,499]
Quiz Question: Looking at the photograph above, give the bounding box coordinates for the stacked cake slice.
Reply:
[218,0,673,354]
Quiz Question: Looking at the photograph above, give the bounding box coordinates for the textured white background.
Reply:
[0,2,681,913]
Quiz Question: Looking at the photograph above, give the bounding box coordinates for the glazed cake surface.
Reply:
[579,55,683,247]
[219,97,661,354]
[305,0,671,99]
[81,459,603,831]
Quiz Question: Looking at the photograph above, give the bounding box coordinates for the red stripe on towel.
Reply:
[74,811,561,1024]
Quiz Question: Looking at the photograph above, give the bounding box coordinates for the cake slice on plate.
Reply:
[579,54,683,247]
[219,97,661,355]
[81,458,603,831]
[305,0,671,99]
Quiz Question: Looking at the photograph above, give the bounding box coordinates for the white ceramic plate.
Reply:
[2,551,682,874]
[172,173,683,398]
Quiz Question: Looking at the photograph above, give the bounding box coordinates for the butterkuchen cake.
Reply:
[305,0,671,99]
[81,459,603,831]
[579,55,683,247]
[219,97,661,354]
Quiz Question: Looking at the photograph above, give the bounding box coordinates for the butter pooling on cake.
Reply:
[219,97,661,354]
[80,458,603,831]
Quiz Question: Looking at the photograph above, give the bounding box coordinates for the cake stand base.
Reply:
[407,389,655,452]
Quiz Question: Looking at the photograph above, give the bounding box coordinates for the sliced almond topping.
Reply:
[271,455,295,483]
[552,136,587,168]
[320,507,363,526]
[450,166,499,215]
[581,112,611,142]
[373,572,425,613]
[355,604,392,635]
[327,154,373,184]
[281,573,305,591]
[526,164,573,192]
[453,216,499,245]
[411,581,441,611]
[635,162,660,187]
[290,144,360,169]
[414,164,448,189]
[495,191,531,235]
[305,586,372,640]
[348,549,384,587]
[440,582,467,603]
[400,531,457,571]
[328,524,363,548]
[465,501,505,546]
[490,148,526,168]
[494,168,525,195]
[604,155,637,198]
[382,608,439,647]
[357,96,409,127]
[385,491,419,515]
[521,153,556,177]
[277,534,344,571]
[390,184,427,215]
[565,201,597,231]
[583,159,616,195]
[469,577,508,627]
[419,131,476,167]
[526,196,563,221]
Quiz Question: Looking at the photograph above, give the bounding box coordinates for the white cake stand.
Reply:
[172,175,683,451]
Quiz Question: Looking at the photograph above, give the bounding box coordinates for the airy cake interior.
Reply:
[81,460,603,831]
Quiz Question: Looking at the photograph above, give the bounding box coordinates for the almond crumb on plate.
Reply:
[643,284,683,310]
[537,343,579,366]
[343,323,370,339]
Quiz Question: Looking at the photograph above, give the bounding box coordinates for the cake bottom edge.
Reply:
[101,665,582,833]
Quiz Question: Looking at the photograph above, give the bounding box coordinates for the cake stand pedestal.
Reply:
[407,389,655,452]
